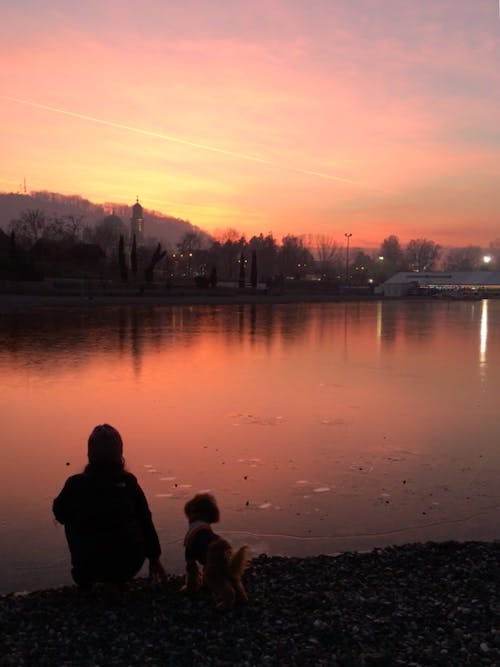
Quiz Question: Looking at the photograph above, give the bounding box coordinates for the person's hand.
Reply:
[148,558,167,585]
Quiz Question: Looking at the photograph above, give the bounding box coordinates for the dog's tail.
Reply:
[228,545,251,578]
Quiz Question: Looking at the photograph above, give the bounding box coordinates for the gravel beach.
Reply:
[1,541,498,666]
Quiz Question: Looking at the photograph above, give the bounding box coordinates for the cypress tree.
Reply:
[131,233,137,279]
[118,235,128,283]
[250,250,257,289]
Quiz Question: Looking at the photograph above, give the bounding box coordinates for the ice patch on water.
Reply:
[320,418,345,426]
[313,487,330,493]
[160,476,176,481]
[155,493,173,498]
[258,502,272,509]
[238,458,263,467]
[228,412,284,426]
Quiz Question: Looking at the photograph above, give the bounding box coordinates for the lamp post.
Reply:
[344,233,352,287]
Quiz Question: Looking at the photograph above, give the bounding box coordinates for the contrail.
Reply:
[1,95,387,192]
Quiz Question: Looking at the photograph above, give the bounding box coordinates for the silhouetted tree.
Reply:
[206,234,246,281]
[278,235,313,279]
[176,230,204,276]
[43,215,83,242]
[88,214,125,258]
[351,250,375,285]
[118,235,128,283]
[238,252,246,288]
[377,235,405,279]
[405,238,441,272]
[444,246,484,271]
[9,231,17,264]
[131,233,138,279]
[209,265,218,287]
[144,242,166,283]
[247,233,278,281]
[250,250,257,288]
[8,209,47,247]
[214,228,241,244]
[487,239,500,267]
[306,234,342,280]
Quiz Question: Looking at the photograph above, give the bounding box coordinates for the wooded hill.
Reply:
[0,191,209,249]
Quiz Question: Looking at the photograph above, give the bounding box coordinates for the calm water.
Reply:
[1,300,499,594]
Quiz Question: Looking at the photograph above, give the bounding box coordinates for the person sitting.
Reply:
[53,424,166,594]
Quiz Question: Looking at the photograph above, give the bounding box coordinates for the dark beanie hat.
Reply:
[88,424,123,463]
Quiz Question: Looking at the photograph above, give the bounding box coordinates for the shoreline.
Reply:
[1,540,498,665]
[0,287,378,310]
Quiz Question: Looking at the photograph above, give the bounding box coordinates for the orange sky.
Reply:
[1,1,499,247]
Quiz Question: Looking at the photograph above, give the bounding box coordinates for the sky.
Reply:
[1,0,499,248]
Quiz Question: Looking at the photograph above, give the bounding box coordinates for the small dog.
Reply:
[183,493,250,608]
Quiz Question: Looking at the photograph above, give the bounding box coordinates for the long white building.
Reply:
[377,271,500,297]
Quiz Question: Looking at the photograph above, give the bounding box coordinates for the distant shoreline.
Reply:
[0,287,380,309]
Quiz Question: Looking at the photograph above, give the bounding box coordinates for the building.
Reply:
[377,271,500,297]
[130,197,144,244]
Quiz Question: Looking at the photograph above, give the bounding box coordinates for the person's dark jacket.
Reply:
[53,465,161,562]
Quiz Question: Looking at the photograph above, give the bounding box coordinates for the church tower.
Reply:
[130,197,144,243]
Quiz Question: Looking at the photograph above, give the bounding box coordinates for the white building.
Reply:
[377,271,500,297]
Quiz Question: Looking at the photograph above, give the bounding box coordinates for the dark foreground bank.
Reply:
[1,541,498,667]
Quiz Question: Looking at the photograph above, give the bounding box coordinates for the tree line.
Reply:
[2,208,499,286]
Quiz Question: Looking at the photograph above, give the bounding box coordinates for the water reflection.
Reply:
[479,299,488,381]
[1,301,478,371]
[1,300,500,594]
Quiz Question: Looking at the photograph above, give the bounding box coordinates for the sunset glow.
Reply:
[1,1,499,246]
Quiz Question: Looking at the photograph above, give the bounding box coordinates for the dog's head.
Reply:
[184,493,220,523]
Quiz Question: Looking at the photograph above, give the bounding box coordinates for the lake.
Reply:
[1,299,499,594]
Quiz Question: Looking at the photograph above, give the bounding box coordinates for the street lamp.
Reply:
[344,233,352,287]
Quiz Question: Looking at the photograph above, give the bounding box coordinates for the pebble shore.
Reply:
[1,541,498,666]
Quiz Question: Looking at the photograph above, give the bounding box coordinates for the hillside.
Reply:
[0,191,211,248]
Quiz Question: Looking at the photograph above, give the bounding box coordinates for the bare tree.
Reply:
[43,215,83,242]
[443,246,484,271]
[487,239,500,268]
[213,228,242,244]
[306,234,342,278]
[175,231,205,277]
[8,209,47,247]
[405,238,441,272]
